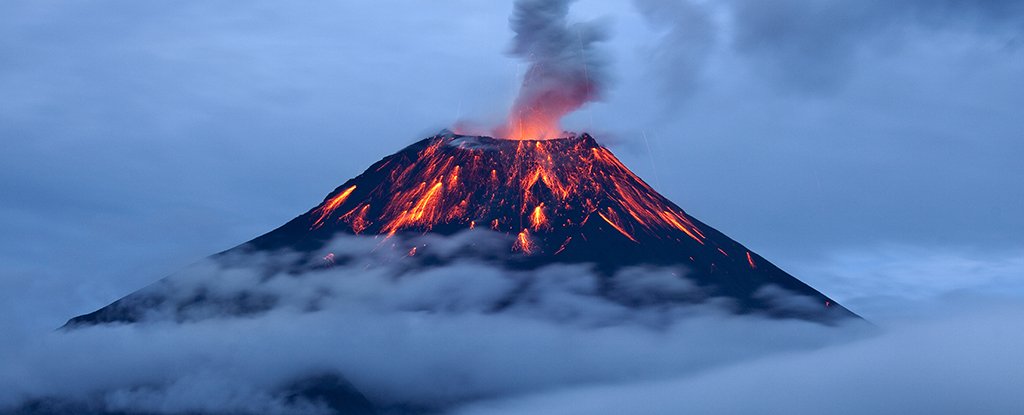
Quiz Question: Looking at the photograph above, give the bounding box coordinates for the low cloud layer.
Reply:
[1,232,872,414]
[457,301,1024,415]
[3,232,1024,414]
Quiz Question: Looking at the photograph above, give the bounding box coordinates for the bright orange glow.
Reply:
[497,73,596,141]
[746,251,757,269]
[598,210,638,243]
[502,115,566,140]
[514,229,533,253]
[308,133,714,257]
[530,204,548,231]
[311,185,356,229]
[344,204,370,234]
[448,165,461,188]
[658,211,705,245]
[382,181,444,236]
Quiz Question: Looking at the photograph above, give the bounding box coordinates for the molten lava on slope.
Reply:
[66,131,858,328]
[233,131,857,321]
[304,132,704,251]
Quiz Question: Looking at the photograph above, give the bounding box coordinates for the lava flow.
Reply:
[300,131,707,256]
[62,1,859,333]
[231,129,856,320]
[67,130,859,328]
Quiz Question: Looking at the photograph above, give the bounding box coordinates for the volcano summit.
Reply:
[67,131,856,327]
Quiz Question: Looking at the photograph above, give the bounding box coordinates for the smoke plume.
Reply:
[498,0,609,140]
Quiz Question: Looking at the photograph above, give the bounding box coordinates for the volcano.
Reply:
[67,131,857,328]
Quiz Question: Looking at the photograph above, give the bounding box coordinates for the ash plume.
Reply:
[632,0,716,108]
[498,0,610,140]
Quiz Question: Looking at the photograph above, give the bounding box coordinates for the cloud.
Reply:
[455,301,1024,415]
[0,232,871,414]
[3,233,1024,414]
[627,0,1024,96]
[631,0,717,108]
[5,234,1022,414]
[789,245,1024,320]
[726,0,1024,93]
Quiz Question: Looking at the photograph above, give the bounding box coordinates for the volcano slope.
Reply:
[66,131,857,328]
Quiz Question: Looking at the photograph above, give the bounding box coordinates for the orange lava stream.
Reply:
[307,134,709,255]
[311,185,356,230]
[343,204,370,234]
[598,211,638,243]
[514,229,533,253]
[530,204,548,231]
[382,181,444,236]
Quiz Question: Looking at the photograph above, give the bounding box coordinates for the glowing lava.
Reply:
[530,203,548,231]
[310,185,356,230]
[303,132,715,256]
[64,130,861,328]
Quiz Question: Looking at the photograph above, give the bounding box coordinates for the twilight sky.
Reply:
[2,2,1024,414]
[1,0,1023,330]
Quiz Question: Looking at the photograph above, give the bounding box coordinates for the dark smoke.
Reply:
[632,0,716,109]
[498,0,610,139]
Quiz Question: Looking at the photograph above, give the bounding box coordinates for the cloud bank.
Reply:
[457,301,1024,415]
[1,232,873,414]
[4,232,1023,414]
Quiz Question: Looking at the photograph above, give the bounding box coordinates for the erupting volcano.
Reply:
[262,131,713,256]
[66,0,856,329]
[28,2,879,415]
[67,130,857,327]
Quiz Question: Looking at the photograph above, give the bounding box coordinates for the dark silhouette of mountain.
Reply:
[59,131,859,415]
[67,131,857,328]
